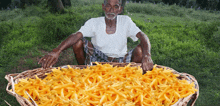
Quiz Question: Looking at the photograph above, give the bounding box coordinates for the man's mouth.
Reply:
[107,13,116,16]
[105,13,117,20]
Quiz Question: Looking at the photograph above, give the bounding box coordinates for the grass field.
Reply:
[0,0,220,105]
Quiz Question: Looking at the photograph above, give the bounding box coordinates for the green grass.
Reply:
[126,6,220,105]
[0,1,220,106]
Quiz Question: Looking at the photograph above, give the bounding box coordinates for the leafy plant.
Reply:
[38,12,84,44]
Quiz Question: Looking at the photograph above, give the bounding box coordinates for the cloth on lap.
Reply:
[82,38,133,65]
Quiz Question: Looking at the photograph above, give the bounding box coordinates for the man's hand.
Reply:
[141,55,154,73]
[38,51,60,69]
[38,32,83,69]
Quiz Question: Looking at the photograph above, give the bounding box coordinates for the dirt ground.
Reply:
[10,48,77,73]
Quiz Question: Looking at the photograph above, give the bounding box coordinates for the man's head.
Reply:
[102,0,123,20]
[104,0,122,5]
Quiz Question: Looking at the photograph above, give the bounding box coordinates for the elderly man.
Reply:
[38,0,153,72]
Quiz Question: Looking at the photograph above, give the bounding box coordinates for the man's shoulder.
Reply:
[87,15,131,21]
[88,16,104,21]
[118,15,131,19]
[118,15,130,17]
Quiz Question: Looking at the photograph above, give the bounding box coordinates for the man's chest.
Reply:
[106,25,116,34]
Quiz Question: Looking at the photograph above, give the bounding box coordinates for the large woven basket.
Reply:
[5,62,199,106]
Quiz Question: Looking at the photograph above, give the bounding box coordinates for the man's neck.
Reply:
[105,16,117,27]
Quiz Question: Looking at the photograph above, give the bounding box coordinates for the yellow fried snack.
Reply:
[14,63,197,106]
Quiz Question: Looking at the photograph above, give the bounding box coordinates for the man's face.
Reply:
[102,0,122,20]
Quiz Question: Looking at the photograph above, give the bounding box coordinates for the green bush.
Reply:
[132,17,220,105]
[38,4,104,45]
[70,4,104,17]
[125,2,220,22]
[197,21,220,51]
[126,3,183,17]
[213,28,220,45]
[0,18,40,68]
[0,8,22,22]
[22,6,50,17]
[131,13,219,74]
[38,12,85,44]
[0,22,13,47]
[0,6,49,22]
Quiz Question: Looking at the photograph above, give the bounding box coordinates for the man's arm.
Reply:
[136,31,153,72]
[38,32,83,68]
[136,32,151,57]
[53,32,83,54]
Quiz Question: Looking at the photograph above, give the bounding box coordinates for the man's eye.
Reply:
[106,5,111,7]
[115,6,119,9]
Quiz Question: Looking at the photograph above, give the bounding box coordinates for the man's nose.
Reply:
[109,7,114,12]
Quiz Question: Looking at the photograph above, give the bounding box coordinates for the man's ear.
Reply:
[118,6,123,14]
[102,3,105,11]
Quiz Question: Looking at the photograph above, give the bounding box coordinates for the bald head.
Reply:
[104,0,122,5]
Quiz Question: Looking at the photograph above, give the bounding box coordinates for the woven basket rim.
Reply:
[5,62,199,106]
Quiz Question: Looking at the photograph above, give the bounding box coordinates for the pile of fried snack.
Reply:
[14,63,197,106]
